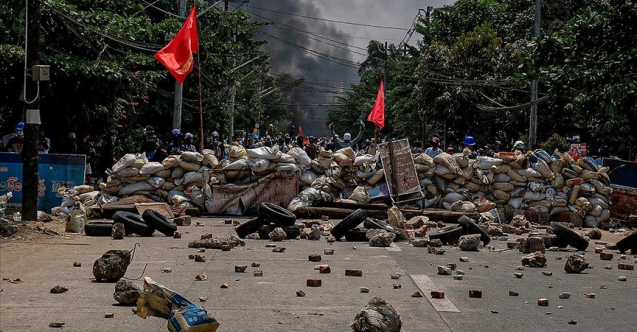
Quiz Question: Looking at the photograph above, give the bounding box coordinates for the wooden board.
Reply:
[95,195,157,210]
[292,206,478,223]
[135,202,175,219]
[377,139,422,198]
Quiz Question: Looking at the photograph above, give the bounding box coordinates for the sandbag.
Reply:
[349,186,371,203]
[223,159,249,171]
[587,197,609,209]
[447,182,461,191]
[246,158,270,173]
[510,187,526,198]
[580,170,599,180]
[112,168,139,179]
[507,170,525,182]
[579,156,598,172]
[146,176,165,189]
[179,160,200,172]
[171,167,185,180]
[550,159,564,174]
[333,153,352,168]
[590,179,611,196]
[99,180,123,195]
[532,149,552,163]
[518,168,542,178]
[140,162,165,175]
[324,162,342,179]
[414,153,435,166]
[493,164,511,174]
[584,215,599,228]
[434,165,457,180]
[227,144,248,160]
[247,146,282,160]
[432,176,448,193]
[366,169,385,185]
[493,182,514,192]
[275,164,299,172]
[552,199,568,207]
[492,190,510,201]
[155,169,172,179]
[474,169,494,184]
[181,151,204,163]
[275,153,296,164]
[463,182,481,192]
[201,150,220,168]
[550,173,565,188]
[161,182,176,191]
[571,164,584,174]
[288,147,312,166]
[453,153,469,168]
[473,157,504,170]
[596,209,611,222]
[310,160,325,174]
[532,159,554,179]
[452,176,466,185]
[415,164,430,173]
[300,170,318,185]
[130,154,148,169]
[442,192,466,203]
[119,181,154,196]
[125,174,151,183]
[567,185,580,204]
[523,191,545,201]
[550,206,570,215]
[460,166,474,180]
[494,173,511,183]
[162,155,181,169]
[589,205,603,217]
[178,172,204,186]
[509,197,523,209]
[433,153,462,176]
[333,147,355,161]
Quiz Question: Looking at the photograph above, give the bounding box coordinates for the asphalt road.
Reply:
[1,217,635,332]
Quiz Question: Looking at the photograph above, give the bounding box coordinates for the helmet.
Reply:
[446,146,454,152]
[513,140,526,150]
[212,131,219,137]
[431,136,441,145]
[184,133,193,139]
[463,136,476,146]
[172,129,181,136]
[144,126,154,134]
[266,135,271,141]
[343,133,352,140]
[16,122,25,130]
[67,132,76,139]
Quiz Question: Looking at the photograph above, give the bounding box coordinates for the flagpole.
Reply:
[197,52,204,152]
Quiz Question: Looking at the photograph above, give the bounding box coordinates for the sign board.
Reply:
[377,139,421,198]
[0,152,86,211]
[570,143,587,159]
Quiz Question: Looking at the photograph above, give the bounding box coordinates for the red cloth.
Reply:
[367,79,385,128]
[154,6,199,85]
[298,126,303,137]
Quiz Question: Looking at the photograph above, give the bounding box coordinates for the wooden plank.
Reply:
[135,202,174,219]
[96,195,156,210]
[293,206,477,223]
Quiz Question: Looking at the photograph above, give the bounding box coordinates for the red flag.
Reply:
[298,126,303,137]
[367,79,385,128]
[154,6,199,85]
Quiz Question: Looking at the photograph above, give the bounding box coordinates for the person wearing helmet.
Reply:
[277,137,289,153]
[446,146,455,154]
[425,136,443,158]
[181,132,196,152]
[328,122,365,151]
[484,144,494,157]
[168,129,182,154]
[207,131,224,160]
[140,126,163,161]
[512,140,526,153]
[264,135,272,148]
[462,136,478,159]
[5,122,25,153]
[266,124,275,138]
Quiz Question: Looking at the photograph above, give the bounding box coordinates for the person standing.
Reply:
[462,136,478,159]
[78,133,96,184]
[140,126,162,161]
[99,131,117,182]
[208,131,225,160]
[5,122,25,153]
[38,129,50,154]
[305,136,318,160]
[181,133,197,152]
[329,122,365,151]
[424,136,443,158]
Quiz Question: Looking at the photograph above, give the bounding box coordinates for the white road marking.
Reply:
[386,243,402,252]
[410,275,460,312]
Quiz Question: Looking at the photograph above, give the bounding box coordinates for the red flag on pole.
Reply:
[367,79,385,128]
[298,126,303,137]
[154,6,199,85]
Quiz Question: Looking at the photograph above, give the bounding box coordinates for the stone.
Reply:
[519,236,546,254]
[542,271,553,276]
[455,270,465,275]
[360,287,370,293]
[435,249,446,255]
[514,228,524,235]
[174,216,191,226]
[453,275,464,280]
[346,269,363,277]
[50,286,68,294]
[502,224,516,234]
[253,269,263,277]
[73,262,81,267]
[458,234,481,251]
[411,238,429,247]
[265,244,277,248]
[429,239,443,247]
[296,290,306,297]
[620,254,627,259]
[487,226,504,236]
[469,290,482,298]
[594,247,604,254]
[412,291,423,298]
[195,273,207,281]
[568,320,577,325]
[319,266,331,274]
[351,297,402,332]
[393,283,402,289]
[113,280,141,305]
[235,265,247,273]
[415,226,428,238]
[272,247,286,253]
[269,227,287,242]
[194,254,206,262]
[111,223,125,240]
[516,266,525,271]
[430,291,444,299]
[618,263,634,270]
[390,273,401,280]
[93,250,131,282]
[604,264,613,269]
[437,266,452,275]
[369,232,396,247]
[459,257,469,262]
[220,282,229,289]
[307,279,322,287]
[514,272,524,278]
[161,268,172,273]
[446,262,457,270]
[220,245,231,251]
[308,254,322,262]
[173,231,182,239]
[564,254,589,273]
[586,293,596,298]
[521,252,547,267]
[49,323,65,328]
[507,242,519,249]
[618,276,627,281]
[599,252,613,260]
[201,233,213,239]
[104,313,114,318]
[188,254,195,259]
[199,297,207,302]
[198,248,206,253]
[366,228,387,240]
[224,219,233,224]
[324,249,335,255]
[559,292,571,299]
[588,228,602,240]
[251,262,260,267]
[509,291,519,296]
[326,235,336,243]
[538,298,549,306]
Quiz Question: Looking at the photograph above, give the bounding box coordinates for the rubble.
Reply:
[296,290,306,297]
[49,322,65,328]
[411,238,429,247]
[390,273,401,280]
[509,291,519,296]
[521,252,547,267]
[50,286,68,294]
[235,265,247,273]
[588,228,602,240]
[430,291,444,299]
[253,270,263,276]
[437,266,452,275]
[586,293,596,298]
[618,263,634,270]
[195,273,207,281]
[269,227,287,241]
[360,287,370,293]
[564,254,589,273]
[113,280,141,305]
[104,313,114,318]
[220,282,229,288]
[351,297,402,332]
[458,234,481,251]
[188,234,245,249]
[93,250,131,282]
[306,279,322,287]
[538,298,549,306]
[111,223,125,239]
[194,254,206,262]
[469,290,482,298]
[453,275,464,280]
[514,272,524,278]
[173,231,182,238]
[392,284,402,289]
[346,269,363,277]
[618,276,627,281]
[459,257,469,262]
[73,262,81,267]
[600,252,613,260]
[559,292,571,299]
[308,254,322,262]
[174,216,191,226]
[324,249,335,255]
[369,231,396,247]
[429,239,443,247]
[272,247,286,253]
[519,236,546,254]
[319,266,331,274]
[411,291,423,298]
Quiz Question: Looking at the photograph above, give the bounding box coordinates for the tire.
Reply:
[142,209,177,236]
[84,222,114,237]
[258,224,301,239]
[258,202,296,226]
[616,232,637,254]
[541,234,568,249]
[458,215,491,246]
[429,226,464,243]
[112,211,154,237]
[550,222,589,251]
[235,217,267,238]
[330,209,367,239]
[344,229,368,241]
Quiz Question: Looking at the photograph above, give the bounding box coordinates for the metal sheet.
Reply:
[377,139,421,198]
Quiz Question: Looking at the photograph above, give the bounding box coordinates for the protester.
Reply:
[5,122,25,153]
[140,126,162,161]
[168,129,182,154]
[62,132,78,154]
[264,135,273,147]
[446,146,454,154]
[329,122,364,151]
[78,133,96,184]
[462,136,478,159]
[306,136,318,160]
[207,131,224,160]
[512,140,527,153]
[38,130,50,154]
[181,133,196,152]
[276,138,289,153]
[424,136,443,158]
[484,144,494,157]
[99,131,117,182]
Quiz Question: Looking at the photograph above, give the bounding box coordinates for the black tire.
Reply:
[616,232,637,254]
[429,226,464,243]
[458,216,491,246]
[142,209,177,236]
[330,209,367,239]
[258,224,301,239]
[258,202,297,226]
[84,222,114,237]
[550,222,589,251]
[235,217,267,238]
[344,229,368,241]
[112,211,154,237]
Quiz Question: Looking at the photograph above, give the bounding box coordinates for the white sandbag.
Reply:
[171,194,190,206]
[353,154,375,167]
[275,153,296,164]
[223,159,249,171]
[493,182,514,192]
[140,162,165,175]
[336,147,356,161]
[161,181,176,191]
[357,169,375,179]
[589,205,603,217]
[550,206,570,215]
[275,164,299,172]
[523,191,545,201]
[179,160,200,172]
[442,192,465,203]
[419,178,433,187]
[247,146,282,160]
[146,176,165,189]
[449,200,476,212]
[247,157,270,173]
[452,176,466,185]
[507,170,525,182]
[433,153,462,176]
[494,173,511,182]
[590,179,611,196]
[112,167,139,179]
[300,170,318,185]
[288,147,311,166]
[180,151,204,163]
[447,182,461,191]
[201,150,220,168]
[434,165,457,180]
[473,156,504,170]
[181,172,204,186]
[162,155,180,169]
[532,159,554,179]
[453,153,469,168]
[227,144,248,160]
[518,168,542,178]
[508,197,523,209]
[552,198,568,207]
[118,181,154,196]
[584,215,599,228]
[155,169,172,179]
[112,154,137,172]
[596,209,611,222]
[587,198,609,209]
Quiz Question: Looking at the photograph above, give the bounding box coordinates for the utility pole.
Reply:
[22,0,42,221]
[529,0,541,146]
[172,0,187,131]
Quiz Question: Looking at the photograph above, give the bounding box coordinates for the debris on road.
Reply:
[188,234,245,250]
[199,297,207,302]
[194,254,206,262]
[509,291,519,296]
[393,284,402,289]
[306,279,322,287]
[586,293,596,298]
[368,231,396,247]
[618,276,627,281]
[538,298,549,306]
[269,227,287,241]
[469,290,482,298]
[521,252,547,267]
[559,292,571,299]
[412,291,423,298]
[599,252,613,260]
[459,257,469,262]
[235,265,247,273]
[220,282,229,288]
[308,254,322,262]
[104,312,114,318]
[296,290,306,297]
[390,273,401,280]
[564,254,589,273]
[324,248,335,255]
[345,269,363,277]
[111,223,125,239]
[272,247,286,253]
[458,234,481,251]
[73,262,81,267]
[360,287,370,293]
[430,291,444,299]
[49,322,65,328]
[437,266,452,275]
[50,286,68,294]
[113,280,141,305]
[93,250,131,282]
[618,263,634,270]
[254,270,263,276]
[195,273,207,281]
[351,297,402,332]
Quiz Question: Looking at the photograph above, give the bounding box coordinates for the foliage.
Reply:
[540,133,571,153]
